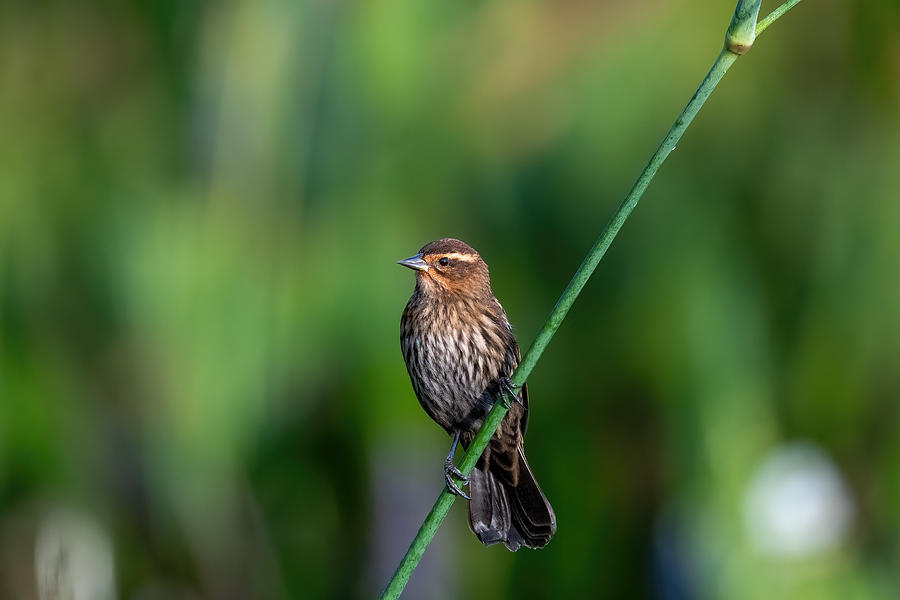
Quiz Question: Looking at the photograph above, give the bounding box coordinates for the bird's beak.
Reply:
[397,253,429,272]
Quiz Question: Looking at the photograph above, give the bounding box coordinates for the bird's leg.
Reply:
[498,376,524,408]
[444,430,470,500]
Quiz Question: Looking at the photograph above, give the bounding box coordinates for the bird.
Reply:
[398,237,556,551]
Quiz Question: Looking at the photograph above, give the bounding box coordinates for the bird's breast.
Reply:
[402,299,510,431]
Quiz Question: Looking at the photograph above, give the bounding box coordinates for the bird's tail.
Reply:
[467,446,556,551]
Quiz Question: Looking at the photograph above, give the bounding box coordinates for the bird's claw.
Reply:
[499,376,524,408]
[444,457,470,500]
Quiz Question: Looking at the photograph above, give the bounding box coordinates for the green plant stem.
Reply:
[380,1,803,598]
[757,0,802,34]
[726,0,762,53]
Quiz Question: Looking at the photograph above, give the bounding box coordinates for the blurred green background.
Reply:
[2,0,899,598]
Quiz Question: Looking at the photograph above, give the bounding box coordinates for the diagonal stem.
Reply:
[757,0,803,35]
[380,1,804,598]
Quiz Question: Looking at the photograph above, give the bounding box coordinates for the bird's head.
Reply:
[397,238,491,296]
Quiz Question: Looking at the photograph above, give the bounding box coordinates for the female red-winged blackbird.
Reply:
[398,238,556,551]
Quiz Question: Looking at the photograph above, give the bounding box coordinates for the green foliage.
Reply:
[1,1,899,599]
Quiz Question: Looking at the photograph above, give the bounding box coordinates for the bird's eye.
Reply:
[438,257,450,266]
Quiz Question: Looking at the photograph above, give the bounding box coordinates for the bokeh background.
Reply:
[2,0,899,598]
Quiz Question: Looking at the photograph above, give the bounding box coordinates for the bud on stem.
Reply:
[725,0,762,54]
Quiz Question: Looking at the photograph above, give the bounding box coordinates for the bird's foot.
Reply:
[444,456,470,499]
[499,376,524,408]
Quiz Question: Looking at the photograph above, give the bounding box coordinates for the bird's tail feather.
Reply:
[467,446,556,551]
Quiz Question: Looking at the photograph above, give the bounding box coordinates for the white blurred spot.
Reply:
[35,508,116,600]
[744,442,854,558]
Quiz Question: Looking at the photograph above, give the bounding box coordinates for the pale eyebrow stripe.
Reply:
[427,252,478,262]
